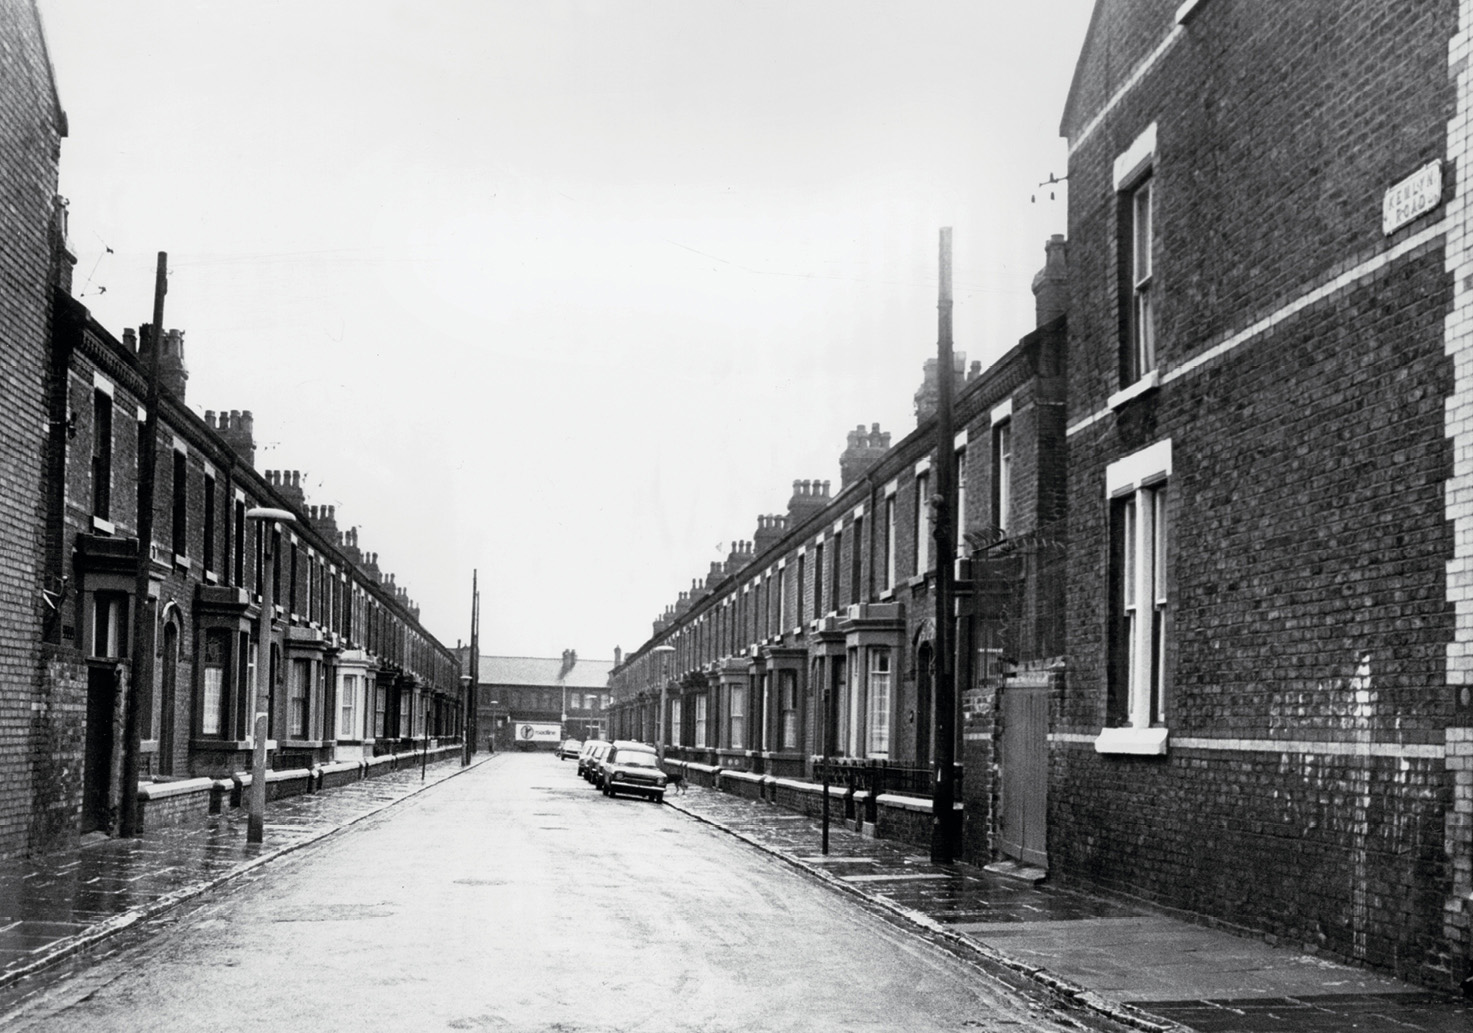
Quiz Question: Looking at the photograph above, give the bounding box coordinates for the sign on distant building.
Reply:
[516,722,562,742]
[1383,160,1443,235]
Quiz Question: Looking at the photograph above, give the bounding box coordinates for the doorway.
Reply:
[84,664,116,834]
[998,685,1049,868]
[915,643,933,769]
[159,623,178,775]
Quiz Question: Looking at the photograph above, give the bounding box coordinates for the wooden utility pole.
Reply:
[121,253,167,838]
[931,228,959,864]
[463,570,479,763]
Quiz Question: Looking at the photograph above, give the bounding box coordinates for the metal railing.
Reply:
[811,758,963,800]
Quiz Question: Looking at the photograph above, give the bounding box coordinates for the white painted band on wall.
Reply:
[1068,218,1448,437]
[1051,731,1445,760]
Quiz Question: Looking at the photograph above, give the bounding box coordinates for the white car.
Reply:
[556,738,583,761]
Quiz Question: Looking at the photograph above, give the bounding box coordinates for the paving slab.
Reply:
[665,783,1471,1033]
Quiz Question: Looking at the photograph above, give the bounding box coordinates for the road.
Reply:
[1,753,1096,1032]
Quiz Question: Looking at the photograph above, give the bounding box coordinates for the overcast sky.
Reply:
[37,0,1091,663]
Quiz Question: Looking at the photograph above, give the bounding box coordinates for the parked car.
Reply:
[577,739,608,778]
[581,741,612,782]
[597,741,666,801]
[556,738,583,761]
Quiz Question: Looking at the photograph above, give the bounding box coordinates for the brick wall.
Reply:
[0,1,64,858]
[1060,0,1463,990]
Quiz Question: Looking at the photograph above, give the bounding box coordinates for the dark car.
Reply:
[580,741,611,782]
[598,741,667,801]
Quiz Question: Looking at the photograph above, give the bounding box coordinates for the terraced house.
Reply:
[1055,0,1471,992]
[41,300,463,845]
[609,236,1069,861]
[0,0,462,856]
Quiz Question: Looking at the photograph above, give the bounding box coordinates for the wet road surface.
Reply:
[0,753,1102,1032]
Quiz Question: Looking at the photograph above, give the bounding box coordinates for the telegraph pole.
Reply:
[931,228,959,864]
[463,570,479,763]
[121,253,167,838]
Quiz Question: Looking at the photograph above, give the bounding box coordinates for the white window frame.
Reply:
[994,420,1012,535]
[866,648,891,758]
[883,483,898,591]
[914,470,932,574]
[728,684,745,750]
[1097,439,1171,755]
[1115,123,1158,389]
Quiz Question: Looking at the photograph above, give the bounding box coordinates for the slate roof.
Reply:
[477,655,613,690]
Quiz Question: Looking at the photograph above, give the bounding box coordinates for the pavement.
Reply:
[664,784,1473,1033]
[0,752,486,1012]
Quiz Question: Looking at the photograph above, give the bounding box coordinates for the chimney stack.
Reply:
[138,324,189,401]
[787,479,831,528]
[753,513,787,555]
[839,423,892,487]
[206,409,256,467]
[1033,234,1069,327]
[914,355,966,425]
[265,469,306,511]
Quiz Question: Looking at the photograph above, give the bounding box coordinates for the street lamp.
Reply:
[652,645,675,761]
[245,506,294,845]
[460,674,473,765]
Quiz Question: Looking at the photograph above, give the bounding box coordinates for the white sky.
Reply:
[37,0,1091,662]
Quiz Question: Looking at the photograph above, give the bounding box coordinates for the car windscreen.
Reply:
[614,752,658,768]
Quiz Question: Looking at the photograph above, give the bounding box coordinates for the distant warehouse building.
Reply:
[474,651,613,751]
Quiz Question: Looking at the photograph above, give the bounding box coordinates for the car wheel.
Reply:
[602,784,612,797]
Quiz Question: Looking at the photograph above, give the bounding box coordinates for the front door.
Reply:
[915,643,933,769]
[998,685,1048,868]
[83,664,116,834]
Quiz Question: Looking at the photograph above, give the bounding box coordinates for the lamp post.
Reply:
[459,674,473,765]
[652,644,674,761]
[245,506,294,845]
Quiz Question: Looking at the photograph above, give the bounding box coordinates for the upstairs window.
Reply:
[91,389,113,523]
[883,491,897,591]
[993,420,1012,534]
[1126,176,1155,382]
[914,471,932,574]
[202,473,216,575]
[829,530,843,613]
[171,448,188,559]
[233,499,246,587]
[1115,123,1158,389]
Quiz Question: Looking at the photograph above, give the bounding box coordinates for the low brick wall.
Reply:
[772,777,845,819]
[874,793,937,847]
[683,761,721,788]
[135,778,215,831]
[719,769,765,801]
[317,760,363,790]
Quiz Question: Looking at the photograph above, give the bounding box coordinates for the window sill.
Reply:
[1094,726,1168,755]
[92,516,115,535]
[1108,369,1160,412]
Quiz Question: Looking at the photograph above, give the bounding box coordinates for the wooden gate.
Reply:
[83,664,115,834]
[998,685,1048,868]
